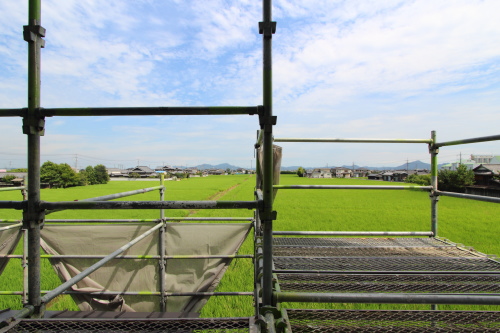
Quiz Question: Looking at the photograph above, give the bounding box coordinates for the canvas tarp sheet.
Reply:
[40,222,251,314]
[0,224,22,275]
[257,144,282,201]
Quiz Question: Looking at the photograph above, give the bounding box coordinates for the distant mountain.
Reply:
[195,163,241,170]
[188,160,445,172]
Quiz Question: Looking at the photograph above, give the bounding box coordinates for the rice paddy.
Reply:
[0,174,499,316]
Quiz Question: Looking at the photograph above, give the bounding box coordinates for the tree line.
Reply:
[405,164,475,192]
[40,161,109,188]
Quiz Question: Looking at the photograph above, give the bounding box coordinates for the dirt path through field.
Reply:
[186,176,252,217]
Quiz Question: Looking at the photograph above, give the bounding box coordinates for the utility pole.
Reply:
[74,154,78,170]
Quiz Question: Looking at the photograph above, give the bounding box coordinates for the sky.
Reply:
[1,0,499,170]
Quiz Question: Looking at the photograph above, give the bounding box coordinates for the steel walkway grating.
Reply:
[273,237,447,247]
[285,309,500,332]
[274,246,480,257]
[3,317,253,332]
[273,256,500,272]
[277,273,500,294]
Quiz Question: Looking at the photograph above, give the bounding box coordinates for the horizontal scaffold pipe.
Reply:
[274,185,432,191]
[45,186,166,216]
[165,217,254,221]
[41,223,163,304]
[274,138,432,144]
[4,254,253,259]
[434,134,500,148]
[273,270,500,275]
[40,106,259,116]
[0,186,26,192]
[0,223,22,231]
[0,201,24,209]
[0,109,23,117]
[437,191,500,204]
[40,200,259,210]
[1,291,253,297]
[274,292,500,305]
[44,219,160,223]
[273,231,434,236]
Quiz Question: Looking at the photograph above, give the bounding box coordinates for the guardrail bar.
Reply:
[0,223,22,231]
[40,200,259,210]
[274,292,500,305]
[274,185,432,191]
[437,191,500,204]
[39,106,259,117]
[274,138,432,144]
[273,231,434,236]
[434,134,500,148]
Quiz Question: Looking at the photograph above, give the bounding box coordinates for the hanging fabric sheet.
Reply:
[41,222,251,314]
[0,224,22,275]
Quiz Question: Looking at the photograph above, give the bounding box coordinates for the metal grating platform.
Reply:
[274,246,481,257]
[277,273,500,293]
[274,237,500,303]
[273,237,447,247]
[285,309,500,332]
[2,317,255,333]
[274,256,500,272]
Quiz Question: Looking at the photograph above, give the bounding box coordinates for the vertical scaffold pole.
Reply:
[429,130,439,237]
[159,174,166,311]
[23,0,46,317]
[260,0,276,308]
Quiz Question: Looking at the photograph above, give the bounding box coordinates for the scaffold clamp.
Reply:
[259,21,277,37]
[23,23,46,48]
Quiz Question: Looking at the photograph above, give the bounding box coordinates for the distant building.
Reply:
[307,168,332,178]
[466,164,500,198]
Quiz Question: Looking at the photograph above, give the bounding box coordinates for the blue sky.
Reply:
[1,0,499,169]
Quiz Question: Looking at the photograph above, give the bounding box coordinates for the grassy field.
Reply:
[1,174,499,315]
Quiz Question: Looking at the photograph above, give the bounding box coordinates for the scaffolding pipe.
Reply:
[0,109,23,116]
[24,0,44,317]
[29,106,259,117]
[437,191,500,204]
[255,130,264,148]
[22,229,28,305]
[4,254,254,259]
[274,138,432,144]
[0,223,22,231]
[1,291,253,297]
[273,270,500,275]
[274,292,500,305]
[0,201,25,209]
[273,185,432,191]
[273,231,434,236]
[35,217,254,223]
[40,200,259,210]
[45,186,166,215]
[159,174,166,312]
[264,311,277,333]
[40,223,162,304]
[434,134,500,148]
[0,187,26,192]
[261,0,275,308]
[430,131,439,236]
[42,219,160,223]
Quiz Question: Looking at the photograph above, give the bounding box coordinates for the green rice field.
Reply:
[1,174,499,316]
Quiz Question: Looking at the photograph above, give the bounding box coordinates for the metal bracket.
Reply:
[428,144,439,155]
[259,114,277,129]
[260,210,277,221]
[259,21,277,37]
[22,108,45,135]
[23,23,46,48]
[22,207,45,229]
